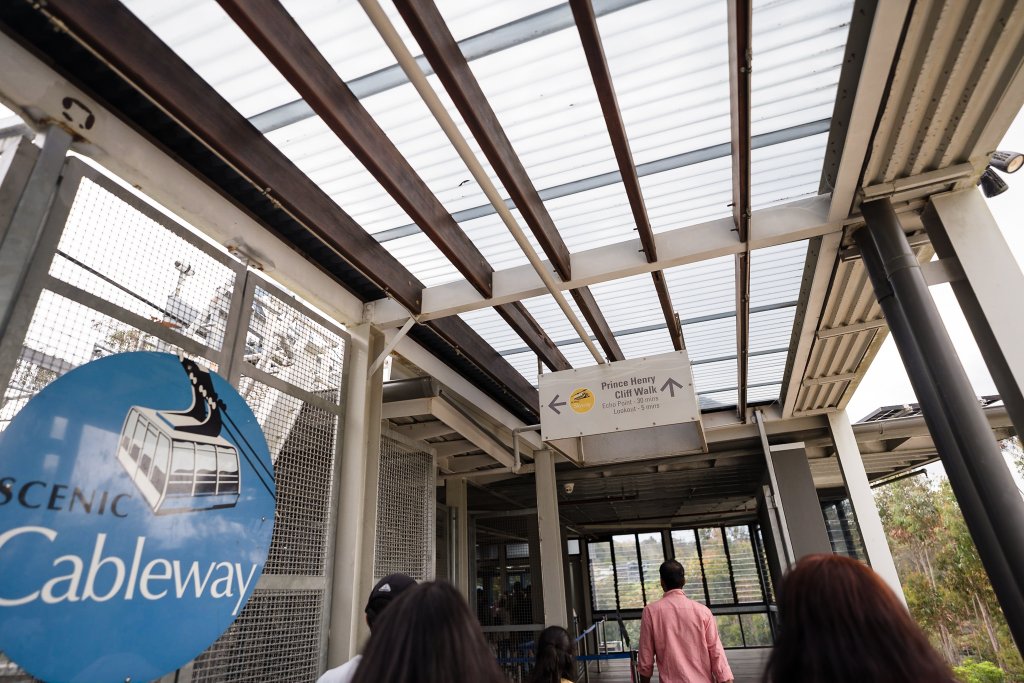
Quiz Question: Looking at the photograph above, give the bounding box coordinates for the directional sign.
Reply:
[538,350,701,442]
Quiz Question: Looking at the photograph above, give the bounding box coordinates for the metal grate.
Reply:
[240,376,340,576]
[50,177,238,352]
[2,289,218,431]
[374,429,436,581]
[244,287,345,397]
[191,589,323,683]
[0,653,35,682]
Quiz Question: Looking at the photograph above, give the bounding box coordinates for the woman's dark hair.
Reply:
[351,580,507,683]
[762,554,957,683]
[528,626,574,683]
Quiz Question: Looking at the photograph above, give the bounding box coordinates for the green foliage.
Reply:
[954,658,1006,683]
[875,464,1024,681]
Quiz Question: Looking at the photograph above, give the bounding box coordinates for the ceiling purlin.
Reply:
[727,0,753,419]
[569,0,683,353]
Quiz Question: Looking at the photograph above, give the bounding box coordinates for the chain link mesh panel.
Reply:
[49,177,237,352]
[1,289,218,431]
[239,376,340,576]
[244,287,345,397]
[374,428,436,581]
[191,589,323,683]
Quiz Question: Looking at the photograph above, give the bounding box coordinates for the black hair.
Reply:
[351,581,507,683]
[659,560,685,590]
[528,626,574,683]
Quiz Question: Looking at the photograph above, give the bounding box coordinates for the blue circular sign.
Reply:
[0,352,276,683]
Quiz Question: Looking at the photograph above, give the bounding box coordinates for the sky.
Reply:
[846,108,1024,423]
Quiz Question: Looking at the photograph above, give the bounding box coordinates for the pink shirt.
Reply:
[637,589,734,683]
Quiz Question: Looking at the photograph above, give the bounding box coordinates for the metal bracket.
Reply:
[367,316,416,379]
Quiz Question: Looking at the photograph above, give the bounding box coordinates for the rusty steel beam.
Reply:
[394,0,573,281]
[495,301,572,371]
[569,287,625,361]
[218,0,494,299]
[728,0,753,419]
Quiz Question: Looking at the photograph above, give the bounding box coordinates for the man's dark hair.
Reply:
[660,560,685,590]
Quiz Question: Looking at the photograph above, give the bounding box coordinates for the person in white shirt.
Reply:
[317,573,417,683]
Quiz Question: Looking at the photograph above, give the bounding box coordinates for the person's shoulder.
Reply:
[316,655,361,683]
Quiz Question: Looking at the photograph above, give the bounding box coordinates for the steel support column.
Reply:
[827,410,906,605]
[327,323,385,666]
[857,198,1024,650]
[445,476,470,598]
[536,448,569,627]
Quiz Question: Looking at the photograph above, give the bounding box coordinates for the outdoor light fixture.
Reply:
[979,167,1010,198]
[991,150,1024,174]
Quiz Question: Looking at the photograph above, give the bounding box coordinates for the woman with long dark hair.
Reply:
[528,626,575,683]
[762,553,957,683]
[350,580,507,683]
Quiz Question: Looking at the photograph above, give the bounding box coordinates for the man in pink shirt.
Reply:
[638,560,734,683]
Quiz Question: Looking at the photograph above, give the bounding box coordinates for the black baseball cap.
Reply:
[365,573,417,619]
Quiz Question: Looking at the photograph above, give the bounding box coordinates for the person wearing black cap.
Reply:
[317,573,417,683]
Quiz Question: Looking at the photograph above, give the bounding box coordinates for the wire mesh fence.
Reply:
[374,428,436,581]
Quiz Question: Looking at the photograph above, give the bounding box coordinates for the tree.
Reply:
[875,472,1024,681]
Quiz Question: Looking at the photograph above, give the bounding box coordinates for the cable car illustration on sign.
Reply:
[116,355,241,514]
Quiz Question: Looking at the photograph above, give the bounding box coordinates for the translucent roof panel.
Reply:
[751,134,830,210]
[599,0,731,165]
[751,0,853,136]
[520,294,594,348]
[640,156,733,234]
[554,341,602,370]
[663,255,736,321]
[588,273,664,333]
[460,306,526,353]
[432,0,564,42]
[504,350,541,388]
[748,350,790,405]
[382,232,461,287]
[749,306,797,355]
[683,316,737,364]
[692,358,738,398]
[466,25,618,190]
[544,182,638,252]
[700,390,740,412]
[265,115,415,235]
[750,240,808,308]
[615,328,674,360]
[456,208,543,273]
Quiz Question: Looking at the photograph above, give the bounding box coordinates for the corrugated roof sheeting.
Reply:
[639,156,733,234]
[520,293,595,346]
[751,133,830,209]
[461,306,529,353]
[751,0,853,136]
[790,243,935,414]
[504,350,541,387]
[588,273,664,333]
[614,327,674,360]
[664,255,736,320]
[863,1,1024,184]
[684,317,737,364]
[598,0,731,165]
[466,21,620,190]
[750,240,808,307]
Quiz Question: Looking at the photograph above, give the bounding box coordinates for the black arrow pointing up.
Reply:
[660,377,683,397]
[548,394,567,414]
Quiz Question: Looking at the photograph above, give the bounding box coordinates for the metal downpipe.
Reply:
[857,198,1024,650]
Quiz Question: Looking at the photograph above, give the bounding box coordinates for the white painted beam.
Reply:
[828,410,907,605]
[372,194,835,326]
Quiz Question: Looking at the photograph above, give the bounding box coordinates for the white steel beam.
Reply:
[372,194,835,326]
[828,410,907,605]
[535,449,569,627]
[782,0,910,418]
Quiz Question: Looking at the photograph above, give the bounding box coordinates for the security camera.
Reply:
[563,482,574,495]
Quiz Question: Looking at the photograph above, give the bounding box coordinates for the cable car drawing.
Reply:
[116,356,242,514]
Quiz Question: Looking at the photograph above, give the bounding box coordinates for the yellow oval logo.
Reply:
[569,387,595,414]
